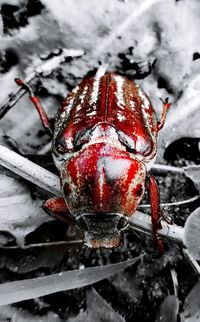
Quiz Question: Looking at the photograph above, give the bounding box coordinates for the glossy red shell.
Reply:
[52,73,160,246]
[53,73,158,160]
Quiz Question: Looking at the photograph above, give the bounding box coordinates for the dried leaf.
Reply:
[109,267,141,305]
[68,288,126,322]
[67,312,89,322]
[41,0,159,57]
[156,295,179,322]
[157,73,200,162]
[86,287,126,322]
[0,256,141,306]
[184,208,200,260]
[183,165,200,192]
[181,280,200,321]
[0,304,62,322]
[0,172,50,247]
[0,242,80,274]
[183,311,200,322]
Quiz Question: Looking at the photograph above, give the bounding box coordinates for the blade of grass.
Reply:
[0,256,141,306]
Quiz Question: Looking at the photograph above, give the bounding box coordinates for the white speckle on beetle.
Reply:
[130,101,136,109]
[65,137,73,149]
[138,88,150,110]
[98,163,105,201]
[76,104,82,111]
[104,158,130,180]
[60,111,65,119]
[114,75,125,109]
[90,75,101,105]
[62,93,76,119]
[79,85,88,103]
[72,86,79,94]
[54,93,76,137]
[117,113,126,121]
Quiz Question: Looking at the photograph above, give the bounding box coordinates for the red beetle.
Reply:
[15,72,170,253]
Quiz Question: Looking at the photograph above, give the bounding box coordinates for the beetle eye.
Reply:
[126,145,136,154]
[54,135,67,155]
[57,144,65,154]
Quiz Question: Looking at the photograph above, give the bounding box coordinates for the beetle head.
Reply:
[76,213,127,248]
[60,142,146,248]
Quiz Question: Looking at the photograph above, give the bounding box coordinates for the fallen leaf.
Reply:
[184,311,200,322]
[0,172,51,247]
[157,73,200,162]
[181,280,200,321]
[183,207,200,260]
[183,165,200,192]
[156,295,179,322]
[87,287,126,322]
[68,288,126,322]
[0,304,62,322]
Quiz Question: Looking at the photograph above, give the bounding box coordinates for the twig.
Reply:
[0,49,84,119]
[152,164,184,174]
[0,145,60,196]
[0,145,185,245]
[129,211,184,245]
[138,195,199,208]
[0,240,83,250]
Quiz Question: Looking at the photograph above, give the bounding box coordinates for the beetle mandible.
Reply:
[15,72,171,253]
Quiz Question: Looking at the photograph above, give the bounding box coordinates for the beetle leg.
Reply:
[157,98,171,131]
[15,78,53,137]
[43,197,75,226]
[146,173,165,255]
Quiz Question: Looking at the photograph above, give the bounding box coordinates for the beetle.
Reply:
[15,72,170,253]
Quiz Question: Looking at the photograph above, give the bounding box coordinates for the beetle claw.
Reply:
[160,97,169,104]
[15,78,34,96]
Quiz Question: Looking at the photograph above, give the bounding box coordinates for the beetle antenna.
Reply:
[15,78,53,137]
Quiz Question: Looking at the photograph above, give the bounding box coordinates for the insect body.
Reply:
[15,73,170,252]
